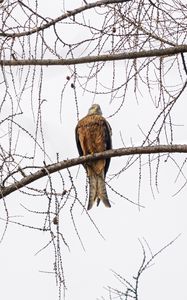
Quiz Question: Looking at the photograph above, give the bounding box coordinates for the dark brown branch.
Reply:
[1,144,187,199]
[1,45,187,67]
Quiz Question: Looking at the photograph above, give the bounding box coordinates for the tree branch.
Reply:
[1,144,187,199]
[0,0,131,38]
[1,45,187,67]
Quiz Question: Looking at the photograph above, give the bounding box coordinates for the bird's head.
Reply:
[87,104,102,115]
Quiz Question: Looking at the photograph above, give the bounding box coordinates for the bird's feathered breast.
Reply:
[75,114,112,176]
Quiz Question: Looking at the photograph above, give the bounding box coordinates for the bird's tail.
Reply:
[87,171,111,210]
[87,174,97,210]
[97,174,111,208]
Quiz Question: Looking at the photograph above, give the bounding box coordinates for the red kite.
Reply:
[75,104,112,210]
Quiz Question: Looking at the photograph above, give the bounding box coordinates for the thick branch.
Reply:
[1,144,187,199]
[1,45,187,66]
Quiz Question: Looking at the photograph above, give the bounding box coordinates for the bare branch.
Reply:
[0,0,132,38]
[1,144,187,199]
[1,45,187,66]
[107,235,181,300]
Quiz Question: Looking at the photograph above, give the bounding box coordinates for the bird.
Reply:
[75,104,112,210]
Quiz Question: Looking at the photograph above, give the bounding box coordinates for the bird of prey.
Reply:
[75,104,112,210]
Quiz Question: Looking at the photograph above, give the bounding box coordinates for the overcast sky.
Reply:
[1,1,187,300]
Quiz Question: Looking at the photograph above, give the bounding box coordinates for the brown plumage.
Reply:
[75,104,112,210]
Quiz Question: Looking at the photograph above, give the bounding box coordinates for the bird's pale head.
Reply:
[87,104,102,115]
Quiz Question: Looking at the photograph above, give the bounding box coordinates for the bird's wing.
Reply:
[103,119,112,176]
[75,123,83,156]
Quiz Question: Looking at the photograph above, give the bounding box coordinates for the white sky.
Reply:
[0,1,187,300]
